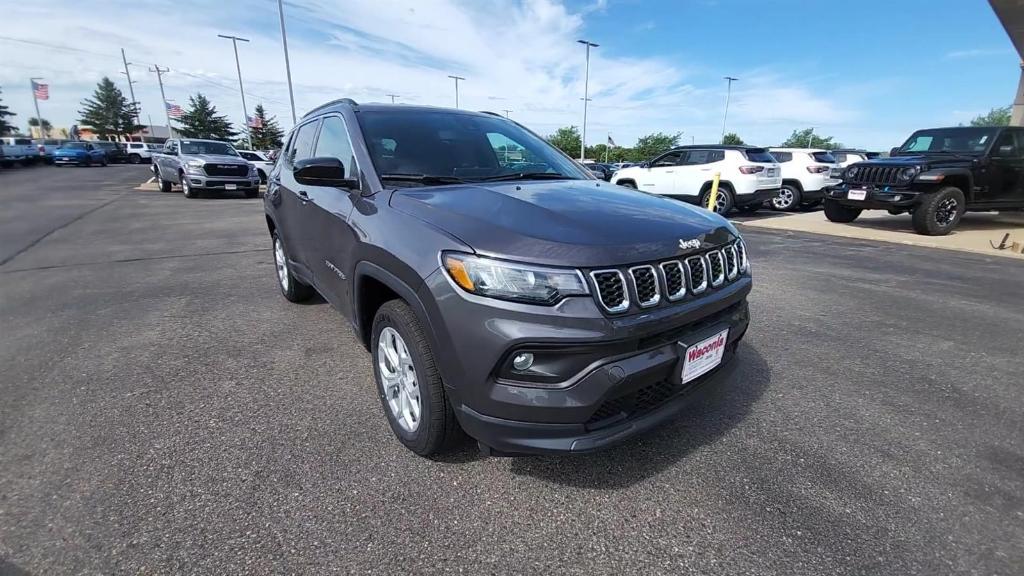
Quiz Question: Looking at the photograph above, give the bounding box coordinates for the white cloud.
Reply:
[0,0,864,147]
[944,48,1014,60]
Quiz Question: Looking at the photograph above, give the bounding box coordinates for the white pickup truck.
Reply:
[0,137,40,167]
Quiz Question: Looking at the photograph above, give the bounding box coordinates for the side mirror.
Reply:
[889,147,899,157]
[996,145,1015,157]
[639,161,650,168]
[294,156,359,189]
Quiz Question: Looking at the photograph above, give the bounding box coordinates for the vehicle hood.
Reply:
[185,154,249,164]
[389,180,738,267]
[859,155,975,168]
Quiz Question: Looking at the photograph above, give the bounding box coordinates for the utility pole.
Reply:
[29,77,45,138]
[387,94,400,104]
[218,34,252,148]
[721,76,738,143]
[150,65,171,134]
[447,75,465,108]
[121,48,141,134]
[277,0,297,126]
[501,109,512,118]
[577,39,598,161]
[148,114,155,140]
[807,127,815,148]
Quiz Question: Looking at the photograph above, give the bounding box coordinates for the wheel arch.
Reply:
[700,180,735,194]
[353,261,435,353]
[781,178,804,192]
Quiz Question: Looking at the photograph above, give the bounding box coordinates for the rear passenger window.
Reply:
[771,151,793,163]
[682,150,713,165]
[314,116,358,178]
[288,121,319,165]
[811,152,836,163]
[833,153,847,163]
[744,148,776,162]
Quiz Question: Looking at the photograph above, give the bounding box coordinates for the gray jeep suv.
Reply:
[153,138,260,198]
[265,99,752,456]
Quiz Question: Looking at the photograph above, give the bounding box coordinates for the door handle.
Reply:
[298,190,309,199]
[664,170,674,173]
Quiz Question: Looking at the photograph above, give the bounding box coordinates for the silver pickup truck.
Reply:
[151,138,260,198]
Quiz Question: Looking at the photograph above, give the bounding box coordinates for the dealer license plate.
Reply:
[848,189,867,201]
[681,329,729,384]
[225,183,237,190]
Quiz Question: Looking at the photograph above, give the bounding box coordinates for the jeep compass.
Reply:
[264,99,752,456]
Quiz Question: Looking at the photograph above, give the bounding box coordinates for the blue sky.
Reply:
[1,0,1018,150]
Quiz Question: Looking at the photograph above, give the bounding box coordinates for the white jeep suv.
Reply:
[611,145,782,214]
[766,148,841,211]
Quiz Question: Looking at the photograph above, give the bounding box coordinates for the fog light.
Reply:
[892,195,902,201]
[512,353,534,371]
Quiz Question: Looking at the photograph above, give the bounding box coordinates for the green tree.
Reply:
[634,131,681,161]
[546,126,581,157]
[0,88,15,136]
[28,117,52,136]
[968,106,1011,127]
[78,77,141,140]
[248,103,284,149]
[781,128,841,150]
[722,132,745,145]
[175,93,238,140]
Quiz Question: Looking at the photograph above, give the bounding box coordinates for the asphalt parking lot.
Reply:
[1,165,1022,575]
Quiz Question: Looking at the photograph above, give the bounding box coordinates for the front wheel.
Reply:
[911,186,965,236]
[372,300,462,456]
[823,199,862,223]
[181,173,199,198]
[128,154,141,164]
[771,184,801,211]
[700,186,735,215]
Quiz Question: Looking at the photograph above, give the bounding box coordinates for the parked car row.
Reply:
[1,138,165,169]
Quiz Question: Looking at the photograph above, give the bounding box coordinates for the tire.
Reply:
[244,189,258,199]
[823,199,862,223]
[128,154,141,164]
[911,186,965,236]
[181,172,199,198]
[258,169,267,184]
[771,184,802,211]
[272,233,315,302]
[158,172,173,192]
[100,157,108,167]
[618,181,637,189]
[700,185,735,215]
[372,299,462,457]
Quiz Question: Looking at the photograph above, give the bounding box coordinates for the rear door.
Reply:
[677,149,721,198]
[275,118,321,273]
[985,129,1024,203]
[302,114,362,314]
[639,151,682,194]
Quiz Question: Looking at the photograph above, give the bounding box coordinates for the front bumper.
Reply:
[826,185,921,209]
[419,268,751,454]
[185,173,260,190]
[55,156,87,165]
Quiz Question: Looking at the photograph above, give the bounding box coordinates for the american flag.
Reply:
[165,101,184,119]
[247,114,262,129]
[32,80,49,100]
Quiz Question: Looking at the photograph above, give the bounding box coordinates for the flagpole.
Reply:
[30,78,45,138]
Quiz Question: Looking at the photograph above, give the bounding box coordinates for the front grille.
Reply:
[660,261,686,301]
[591,270,628,313]
[847,165,900,186]
[589,241,747,314]
[629,265,660,307]
[203,163,250,177]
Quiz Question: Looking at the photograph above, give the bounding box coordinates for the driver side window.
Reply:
[992,131,1021,158]
[651,151,682,167]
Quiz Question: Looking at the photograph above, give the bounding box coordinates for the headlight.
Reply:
[442,252,589,305]
[845,166,858,179]
[899,166,919,182]
[186,160,204,169]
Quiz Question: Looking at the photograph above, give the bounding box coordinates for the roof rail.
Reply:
[302,98,359,119]
[478,110,504,118]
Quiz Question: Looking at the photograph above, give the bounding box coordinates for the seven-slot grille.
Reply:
[590,241,747,314]
[846,165,901,186]
[203,163,250,177]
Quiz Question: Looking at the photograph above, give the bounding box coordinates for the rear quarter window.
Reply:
[770,151,793,163]
[811,152,837,163]
[744,148,776,162]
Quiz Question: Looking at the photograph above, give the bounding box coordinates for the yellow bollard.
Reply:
[706,172,722,211]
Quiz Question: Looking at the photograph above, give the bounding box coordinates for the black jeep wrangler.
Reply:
[824,126,1024,235]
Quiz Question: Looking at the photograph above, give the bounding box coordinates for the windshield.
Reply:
[63,142,88,150]
[180,141,238,156]
[897,128,996,155]
[357,110,588,184]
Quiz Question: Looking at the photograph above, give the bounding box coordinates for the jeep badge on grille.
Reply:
[678,238,701,251]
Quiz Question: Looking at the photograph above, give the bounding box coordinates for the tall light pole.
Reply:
[721,76,738,144]
[578,39,598,161]
[120,49,141,133]
[277,0,297,126]
[386,94,400,104]
[150,65,171,133]
[447,75,465,108]
[807,127,815,148]
[501,109,512,118]
[218,34,252,148]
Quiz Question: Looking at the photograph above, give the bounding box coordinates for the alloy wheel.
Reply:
[935,197,958,226]
[274,238,289,292]
[772,188,795,210]
[377,327,421,433]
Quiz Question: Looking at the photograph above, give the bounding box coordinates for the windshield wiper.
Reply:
[477,172,577,182]
[379,173,467,184]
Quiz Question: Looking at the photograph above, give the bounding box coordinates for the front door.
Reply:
[275,119,321,275]
[984,129,1024,203]
[302,114,362,316]
[639,151,682,195]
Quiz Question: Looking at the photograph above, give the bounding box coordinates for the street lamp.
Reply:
[217,34,252,149]
[721,76,738,144]
[386,94,400,104]
[578,39,598,161]
[447,75,465,108]
[276,0,297,125]
[807,127,815,148]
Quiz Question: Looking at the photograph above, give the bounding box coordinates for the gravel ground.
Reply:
[1,164,1022,575]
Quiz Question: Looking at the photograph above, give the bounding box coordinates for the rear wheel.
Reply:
[157,169,173,192]
[372,300,462,457]
[911,186,965,236]
[273,233,315,302]
[128,154,141,164]
[823,199,862,223]
[700,185,735,215]
[258,169,267,184]
[771,184,802,211]
[619,181,637,189]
